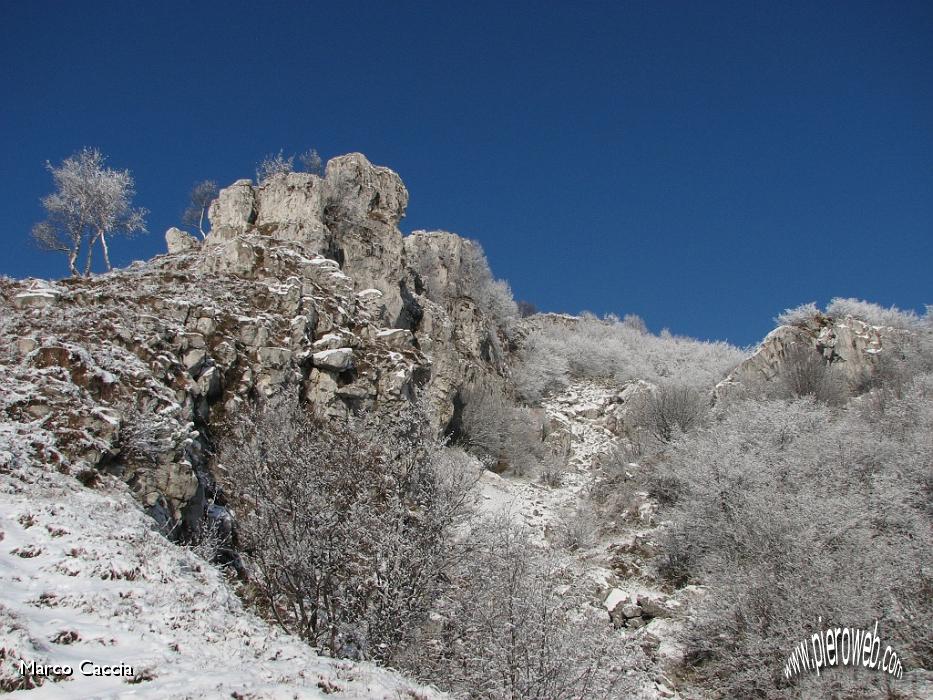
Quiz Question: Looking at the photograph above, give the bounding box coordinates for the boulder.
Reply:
[165,227,199,253]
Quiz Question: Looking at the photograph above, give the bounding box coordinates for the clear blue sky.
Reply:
[2,1,931,345]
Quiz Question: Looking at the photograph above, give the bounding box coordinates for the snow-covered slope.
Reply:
[0,434,442,699]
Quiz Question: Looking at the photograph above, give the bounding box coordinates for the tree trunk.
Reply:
[68,247,79,277]
[198,207,206,238]
[99,231,112,271]
[84,237,95,276]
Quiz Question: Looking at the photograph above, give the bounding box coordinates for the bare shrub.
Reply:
[776,345,847,405]
[298,148,324,176]
[456,384,545,476]
[539,451,567,487]
[631,383,708,443]
[256,150,294,182]
[218,399,477,661]
[554,505,599,552]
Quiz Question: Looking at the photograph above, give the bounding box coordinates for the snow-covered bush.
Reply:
[651,385,933,698]
[826,297,920,329]
[515,315,746,403]
[455,384,546,476]
[401,518,647,698]
[630,382,709,443]
[774,301,820,327]
[775,344,847,405]
[218,400,478,662]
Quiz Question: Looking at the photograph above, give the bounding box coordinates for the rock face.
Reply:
[207,154,410,326]
[165,227,200,253]
[0,232,430,535]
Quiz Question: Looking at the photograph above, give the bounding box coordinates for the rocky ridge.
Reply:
[1,153,512,537]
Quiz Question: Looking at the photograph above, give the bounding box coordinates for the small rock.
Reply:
[377,328,414,349]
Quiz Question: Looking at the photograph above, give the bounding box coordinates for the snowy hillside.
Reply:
[0,436,442,699]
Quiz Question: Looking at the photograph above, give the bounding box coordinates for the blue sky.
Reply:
[2,1,930,346]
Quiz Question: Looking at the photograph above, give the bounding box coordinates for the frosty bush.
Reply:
[774,301,820,327]
[256,147,325,183]
[826,297,920,329]
[630,383,708,443]
[255,150,295,182]
[775,344,847,406]
[401,518,647,699]
[456,384,545,476]
[651,387,933,698]
[515,315,746,403]
[218,400,477,662]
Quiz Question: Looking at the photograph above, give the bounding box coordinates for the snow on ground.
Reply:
[475,382,617,543]
[0,436,443,699]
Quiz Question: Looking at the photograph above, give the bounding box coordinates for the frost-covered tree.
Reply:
[181,180,218,238]
[32,148,147,276]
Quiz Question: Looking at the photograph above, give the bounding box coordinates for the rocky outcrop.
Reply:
[0,229,430,534]
[207,154,409,326]
[165,226,200,253]
[206,158,513,434]
[714,313,906,400]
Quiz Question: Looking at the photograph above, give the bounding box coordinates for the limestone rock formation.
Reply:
[205,157,513,433]
[1,152,514,536]
[165,226,200,253]
[0,230,430,534]
[207,153,410,325]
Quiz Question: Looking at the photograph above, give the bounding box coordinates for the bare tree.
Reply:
[32,148,147,276]
[182,180,218,238]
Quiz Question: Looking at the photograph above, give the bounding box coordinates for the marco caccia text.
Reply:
[19,659,135,678]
